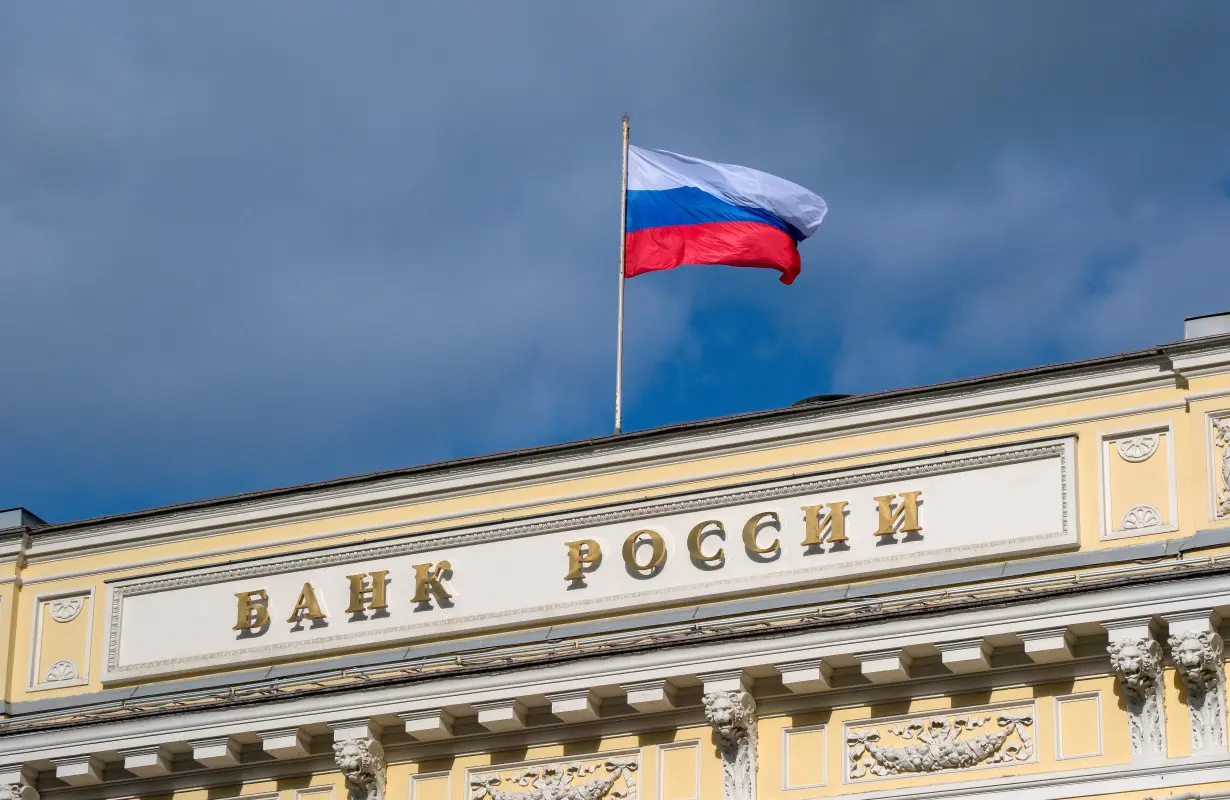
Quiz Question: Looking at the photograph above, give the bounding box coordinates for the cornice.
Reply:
[22,355,1185,566]
[4,551,1228,742]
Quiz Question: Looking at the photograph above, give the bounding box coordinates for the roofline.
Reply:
[32,333,1230,534]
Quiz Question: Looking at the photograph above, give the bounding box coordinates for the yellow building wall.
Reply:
[5,375,1230,701]
[393,726,720,800]
[0,581,17,709]
[137,771,343,800]
[114,669,1226,800]
[755,675,1129,798]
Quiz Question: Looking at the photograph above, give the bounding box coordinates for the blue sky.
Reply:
[2,3,1228,523]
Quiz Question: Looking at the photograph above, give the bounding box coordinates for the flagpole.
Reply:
[614,113,630,434]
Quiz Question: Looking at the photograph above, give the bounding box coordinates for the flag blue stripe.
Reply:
[626,187,805,242]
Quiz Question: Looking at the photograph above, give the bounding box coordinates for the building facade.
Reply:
[3,317,1230,800]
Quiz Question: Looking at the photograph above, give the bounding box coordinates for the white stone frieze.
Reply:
[469,757,638,800]
[846,706,1035,780]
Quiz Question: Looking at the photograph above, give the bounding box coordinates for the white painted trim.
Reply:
[781,723,827,791]
[1185,387,1230,405]
[293,787,334,800]
[214,793,278,800]
[27,587,94,692]
[409,770,451,800]
[21,364,1180,567]
[657,740,700,800]
[1098,421,1180,540]
[1053,691,1103,760]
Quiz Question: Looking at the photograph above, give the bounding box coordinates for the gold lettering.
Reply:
[345,570,389,613]
[687,520,725,563]
[564,539,602,581]
[412,561,453,605]
[800,502,848,547]
[873,491,923,537]
[233,589,269,631]
[622,529,666,571]
[286,583,327,623]
[742,511,781,554]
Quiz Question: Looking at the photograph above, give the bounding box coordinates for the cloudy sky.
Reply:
[2,3,1228,523]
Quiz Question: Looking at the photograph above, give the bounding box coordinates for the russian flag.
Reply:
[625,146,827,285]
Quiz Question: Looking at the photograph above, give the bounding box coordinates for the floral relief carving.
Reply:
[47,598,83,623]
[469,759,638,800]
[1167,629,1227,753]
[1117,435,1160,463]
[703,689,757,800]
[846,712,1034,779]
[43,660,78,683]
[1214,418,1230,517]
[1108,635,1167,759]
[1119,505,1162,531]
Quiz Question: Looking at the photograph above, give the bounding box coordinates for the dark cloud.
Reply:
[2,2,1227,520]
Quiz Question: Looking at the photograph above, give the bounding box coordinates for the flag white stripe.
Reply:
[628,145,827,238]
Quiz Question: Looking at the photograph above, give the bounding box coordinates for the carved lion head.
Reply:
[1107,637,1162,696]
[702,689,753,744]
[332,738,381,777]
[1168,630,1223,689]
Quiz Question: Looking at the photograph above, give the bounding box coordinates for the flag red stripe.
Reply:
[625,221,802,285]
